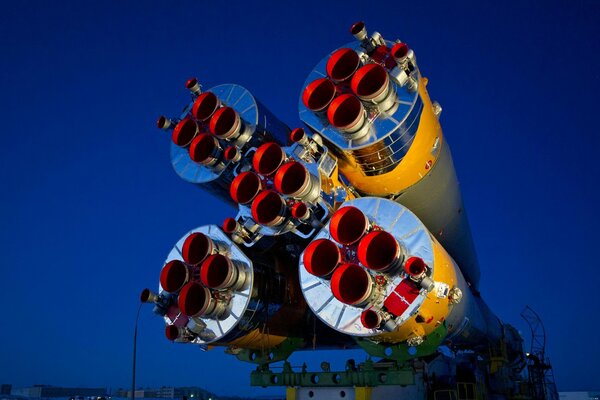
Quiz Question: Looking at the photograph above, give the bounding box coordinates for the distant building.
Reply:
[11,386,107,398]
[559,392,600,400]
[115,387,213,399]
[1,385,11,395]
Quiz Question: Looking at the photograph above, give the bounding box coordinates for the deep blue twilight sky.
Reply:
[1,0,599,397]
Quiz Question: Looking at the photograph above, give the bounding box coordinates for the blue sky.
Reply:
[0,0,599,396]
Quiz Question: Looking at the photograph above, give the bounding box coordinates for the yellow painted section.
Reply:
[338,77,444,196]
[375,236,458,343]
[224,328,287,350]
[355,387,373,400]
[286,387,297,400]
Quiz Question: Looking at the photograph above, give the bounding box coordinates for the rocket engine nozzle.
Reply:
[200,254,247,291]
[303,238,341,277]
[189,133,223,167]
[165,325,181,341]
[185,77,202,96]
[326,48,360,83]
[331,263,374,306]
[140,288,157,303]
[210,107,242,139]
[224,146,241,162]
[327,94,366,135]
[159,260,191,293]
[274,162,319,201]
[351,63,394,108]
[157,115,174,131]
[350,21,368,42]
[329,206,369,245]
[192,91,220,121]
[178,282,220,318]
[182,232,216,266]
[172,118,199,147]
[230,171,262,204]
[252,143,286,176]
[251,190,287,226]
[360,309,382,329]
[302,78,336,112]
[357,230,404,272]
[391,42,409,64]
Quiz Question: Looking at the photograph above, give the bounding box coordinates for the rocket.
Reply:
[143,21,525,383]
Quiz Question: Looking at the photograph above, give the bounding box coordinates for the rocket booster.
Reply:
[145,22,524,374]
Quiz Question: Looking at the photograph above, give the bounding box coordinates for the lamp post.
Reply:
[131,303,143,400]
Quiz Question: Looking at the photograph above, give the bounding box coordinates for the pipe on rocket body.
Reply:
[302,78,336,112]
[357,230,404,272]
[251,190,287,227]
[252,142,286,176]
[327,94,367,136]
[159,259,192,293]
[329,206,370,245]
[182,232,218,266]
[210,106,243,140]
[200,254,248,291]
[326,48,361,83]
[192,91,221,121]
[189,133,224,167]
[330,263,375,306]
[230,171,262,204]
[274,161,320,202]
[303,238,341,278]
[172,118,199,147]
[351,63,397,112]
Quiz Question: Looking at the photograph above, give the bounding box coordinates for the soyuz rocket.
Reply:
[142,22,527,394]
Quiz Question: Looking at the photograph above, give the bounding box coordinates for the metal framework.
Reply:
[520,306,558,400]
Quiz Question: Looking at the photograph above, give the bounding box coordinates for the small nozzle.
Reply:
[357,230,403,272]
[224,146,241,162]
[291,202,309,220]
[290,128,307,144]
[182,232,215,266]
[391,43,409,64]
[350,21,367,42]
[159,260,190,293]
[404,256,427,278]
[192,92,220,121]
[252,142,286,176]
[140,288,158,303]
[165,325,182,341]
[209,107,242,139]
[251,190,287,226]
[156,115,174,130]
[360,309,382,329]
[230,171,262,204]
[329,206,369,245]
[326,48,360,83]
[303,238,341,278]
[189,133,223,166]
[302,78,336,112]
[327,94,366,134]
[185,77,202,96]
[172,118,199,147]
[222,217,240,234]
[330,263,374,305]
